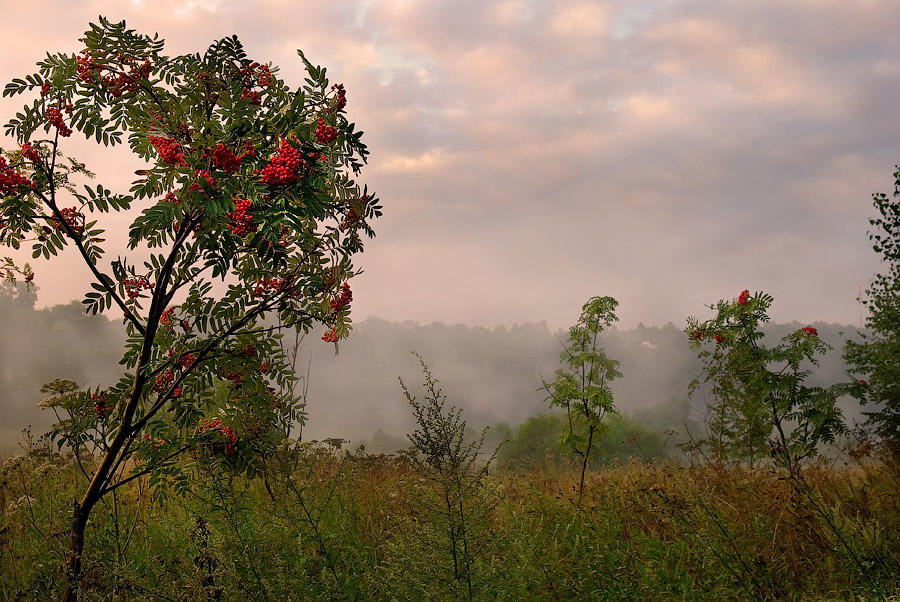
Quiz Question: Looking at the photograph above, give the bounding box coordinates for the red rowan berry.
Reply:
[227,199,256,236]
[211,143,241,173]
[0,157,35,195]
[154,369,174,392]
[330,282,352,312]
[149,135,187,166]
[330,83,347,112]
[314,117,337,144]
[21,142,40,163]
[122,276,152,299]
[256,139,305,186]
[55,207,85,236]
[46,107,72,137]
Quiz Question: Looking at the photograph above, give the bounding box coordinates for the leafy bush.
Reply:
[686,290,846,475]
[542,295,621,502]
[498,411,668,469]
[400,353,498,600]
[844,165,900,454]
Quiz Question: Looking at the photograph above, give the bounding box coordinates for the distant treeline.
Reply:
[0,283,865,448]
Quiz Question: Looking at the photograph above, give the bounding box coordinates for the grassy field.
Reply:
[1,441,898,601]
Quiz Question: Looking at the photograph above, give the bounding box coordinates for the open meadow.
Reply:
[2,439,897,600]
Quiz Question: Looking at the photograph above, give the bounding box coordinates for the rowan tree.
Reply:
[0,18,381,600]
[686,290,846,476]
[542,295,621,505]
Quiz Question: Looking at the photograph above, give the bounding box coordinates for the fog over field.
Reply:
[0,283,864,448]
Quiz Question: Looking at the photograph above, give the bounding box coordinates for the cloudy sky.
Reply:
[2,0,898,329]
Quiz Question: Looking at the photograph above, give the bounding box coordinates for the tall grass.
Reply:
[1,441,897,600]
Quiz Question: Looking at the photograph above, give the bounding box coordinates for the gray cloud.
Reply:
[1,0,896,330]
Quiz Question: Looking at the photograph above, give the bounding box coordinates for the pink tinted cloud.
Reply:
[1,0,897,330]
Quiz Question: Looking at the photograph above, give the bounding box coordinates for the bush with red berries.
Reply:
[685,290,846,473]
[0,17,383,596]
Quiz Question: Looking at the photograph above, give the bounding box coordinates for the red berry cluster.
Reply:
[240,344,257,357]
[179,353,195,369]
[254,63,273,87]
[259,361,270,373]
[211,143,242,173]
[106,59,152,97]
[266,386,284,409]
[163,191,180,204]
[252,276,288,297]
[77,50,152,97]
[237,62,272,106]
[330,83,347,112]
[56,207,85,236]
[196,418,240,456]
[40,82,52,96]
[24,271,35,282]
[321,328,339,343]
[714,334,725,343]
[241,88,262,105]
[161,307,175,327]
[122,276,152,299]
[738,289,750,306]
[224,370,244,386]
[46,107,72,137]
[21,142,40,163]
[181,319,192,332]
[330,282,352,312]
[691,329,703,341]
[256,139,305,186]
[76,51,102,83]
[0,157,35,195]
[149,136,187,166]
[101,60,152,97]
[189,169,217,192]
[800,326,818,338]
[314,117,337,144]
[340,207,360,230]
[92,390,111,417]
[245,61,266,79]
[154,369,175,392]
[227,199,257,236]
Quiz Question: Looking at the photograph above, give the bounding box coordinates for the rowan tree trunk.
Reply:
[61,500,90,602]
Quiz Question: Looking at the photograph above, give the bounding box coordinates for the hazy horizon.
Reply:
[1,285,865,447]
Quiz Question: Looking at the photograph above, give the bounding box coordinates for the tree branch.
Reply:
[34,188,145,335]
[100,445,189,496]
